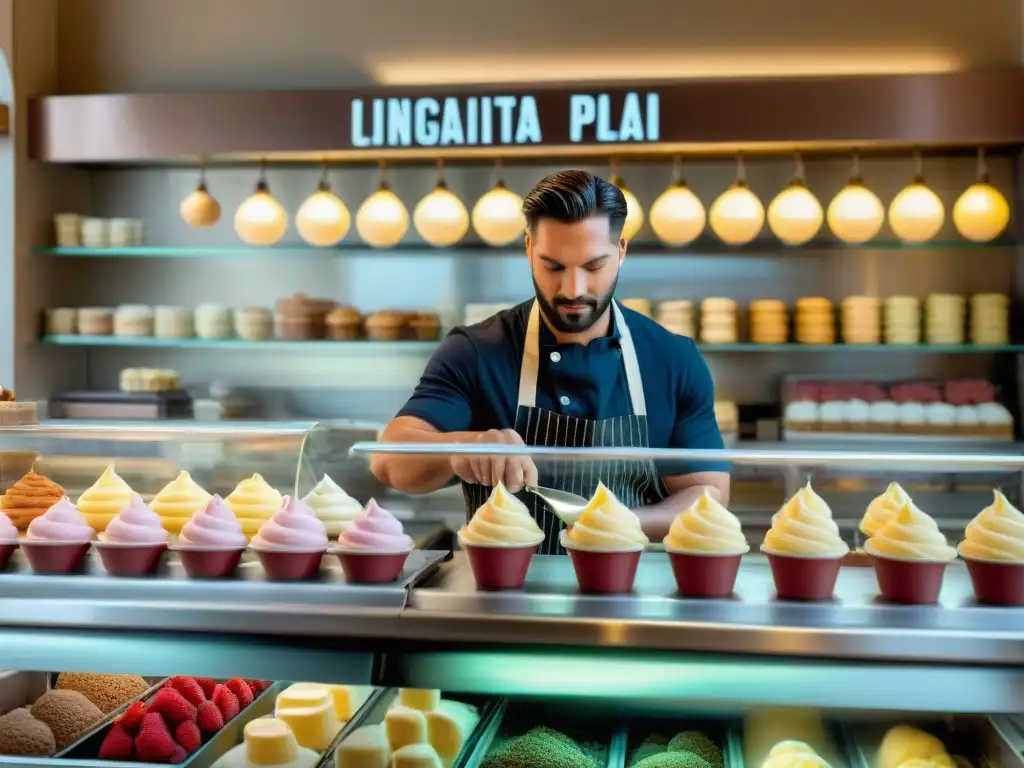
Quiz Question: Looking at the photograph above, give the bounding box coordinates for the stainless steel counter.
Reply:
[405,554,1024,665]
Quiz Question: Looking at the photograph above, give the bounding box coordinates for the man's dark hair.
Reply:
[521,170,628,237]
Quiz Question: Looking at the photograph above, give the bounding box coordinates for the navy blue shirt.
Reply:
[397,300,727,475]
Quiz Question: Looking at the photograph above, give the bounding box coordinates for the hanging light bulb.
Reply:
[296,162,351,247]
[826,152,885,244]
[234,160,288,246]
[710,154,765,245]
[610,160,644,241]
[472,160,524,246]
[953,147,1010,243]
[888,149,945,244]
[649,156,705,246]
[356,161,409,248]
[768,153,823,245]
[414,158,470,247]
[180,158,221,228]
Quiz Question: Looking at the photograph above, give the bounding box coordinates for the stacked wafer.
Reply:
[925,293,966,345]
[970,293,1010,345]
[657,300,695,337]
[795,297,835,345]
[841,296,881,344]
[749,299,788,344]
[620,298,652,318]
[700,298,738,344]
[884,296,921,344]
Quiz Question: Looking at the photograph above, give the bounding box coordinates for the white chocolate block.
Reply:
[275,684,341,750]
[385,706,427,751]
[426,700,479,761]
[392,743,443,768]
[333,724,389,768]
[398,689,441,712]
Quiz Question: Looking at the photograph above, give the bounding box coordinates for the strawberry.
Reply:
[116,701,148,734]
[135,713,176,762]
[99,722,134,760]
[174,720,202,752]
[196,678,217,698]
[150,687,197,724]
[248,679,270,694]
[169,676,206,706]
[211,684,240,721]
[196,701,224,734]
[169,745,188,764]
[225,678,254,708]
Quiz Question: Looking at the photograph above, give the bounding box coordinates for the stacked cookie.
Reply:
[620,298,653,318]
[841,296,881,344]
[884,296,921,345]
[795,297,835,345]
[970,293,1010,345]
[699,298,738,344]
[925,293,966,345]
[656,301,695,337]
[748,299,788,344]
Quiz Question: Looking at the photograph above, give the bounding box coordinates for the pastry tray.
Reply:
[461,698,624,768]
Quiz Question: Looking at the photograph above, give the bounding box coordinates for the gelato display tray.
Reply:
[403,553,1024,666]
[0,549,448,638]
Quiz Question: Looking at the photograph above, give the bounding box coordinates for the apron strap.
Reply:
[517,299,647,416]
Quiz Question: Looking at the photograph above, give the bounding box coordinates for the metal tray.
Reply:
[618,718,742,768]
[838,715,1024,768]
[317,690,502,768]
[0,672,164,766]
[465,698,623,768]
[56,680,283,768]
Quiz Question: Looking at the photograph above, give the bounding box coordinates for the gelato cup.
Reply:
[0,511,18,569]
[460,538,538,590]
[251,496,328,580]
[959,550,1024,606]
[333,499,414,583]
[762,548,844,601]
[956,490,1024,606]
[22,496,95,574]
[333,548,412,583]
[0,541,17,570]
[869,552,950,604]
[561,531,643,594]
[172,495,248,578]
[94,493,169,576]
[251,546,326,580]
[666,547,747,598]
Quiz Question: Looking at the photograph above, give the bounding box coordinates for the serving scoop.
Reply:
[525,485,588,526]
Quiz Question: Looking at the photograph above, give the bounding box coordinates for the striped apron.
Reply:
[462,299,667,555]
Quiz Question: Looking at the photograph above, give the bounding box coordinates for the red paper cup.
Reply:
[333,548,411,584]
[869,553,949,604]
[95,540,168,577]
[461,540,538,590]
[666,548,745,598]
[763,548,844,601]
[561,532,643,594]
[0,541,17,570]
[20,540,92,574]
[960,553,1024,606]
[251,546,325,580]
[173,545,246,578]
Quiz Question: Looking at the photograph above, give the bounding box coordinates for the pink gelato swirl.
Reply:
[104,493,169,544]
[337,499,414,551]
[179,495,247,548]
[26,497,95,542]
[0,511,17,543]
[251,496,328,551]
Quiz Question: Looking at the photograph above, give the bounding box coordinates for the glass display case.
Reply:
[0,434,1022,767]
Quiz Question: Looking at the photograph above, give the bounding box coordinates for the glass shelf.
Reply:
[33,236,1021,258]
[38,335,1024,353]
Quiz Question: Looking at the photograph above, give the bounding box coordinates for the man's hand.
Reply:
[450,429,539,492]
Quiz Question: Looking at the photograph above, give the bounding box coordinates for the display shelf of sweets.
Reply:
[0,669,161,762]
[57,677,278,768]
[838,717,1024,768]
[324,688,499,768]
[781,376,1016,444]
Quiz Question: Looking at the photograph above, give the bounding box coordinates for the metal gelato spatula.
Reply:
[525,485,588,526]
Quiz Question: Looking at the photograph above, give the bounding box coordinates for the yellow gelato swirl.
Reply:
[458,481,543,546]
[958,490,1024,563]
[225,473,283,538]
[77,465,135,532]
[565,481,648,550]
[860,481,912,537]
[664,489,747,554]
[763,482,849,556]
[865,502,956,562]
[150,470,212,534]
